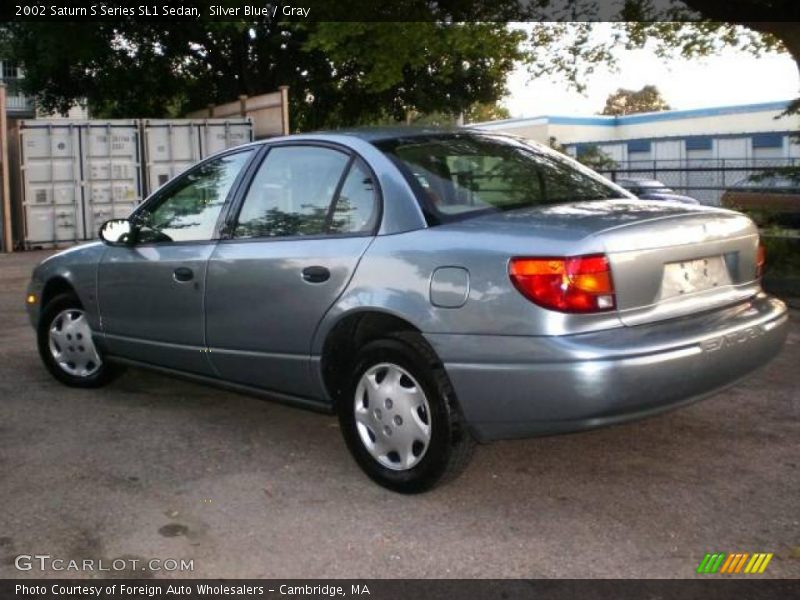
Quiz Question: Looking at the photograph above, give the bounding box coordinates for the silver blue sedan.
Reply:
[26,129,788,492]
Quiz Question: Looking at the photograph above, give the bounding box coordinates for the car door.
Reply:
[205,143,380,399]
[96,148,256,373]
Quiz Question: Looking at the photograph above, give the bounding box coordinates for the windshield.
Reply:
[375,133,627,222]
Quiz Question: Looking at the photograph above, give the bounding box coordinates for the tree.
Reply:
[601,85,671,116]
[575,146,618,171]
[465,102,511,123]
[2,18,525,131]
[527,4,800,113]
[397,101,511,127]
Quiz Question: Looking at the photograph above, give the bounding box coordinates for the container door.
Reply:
[142,121,201,194]
[20,123,83,246]
[83,122,142,238]
[198,119,253,158]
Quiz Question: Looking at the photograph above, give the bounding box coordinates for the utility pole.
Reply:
[0,83,13,253]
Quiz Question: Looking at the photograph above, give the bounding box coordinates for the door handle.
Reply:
[173,267,194,282]
[302,266,330,283]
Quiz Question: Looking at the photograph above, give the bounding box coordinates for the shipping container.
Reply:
[141,120,201,193]
[18,120,141,247]
[14,118,252,248]
[82,122,142,239]
[142,118,252,193]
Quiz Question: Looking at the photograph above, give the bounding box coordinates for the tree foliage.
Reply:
[4,0,800,130]
[527,4,798,104]
[601,85,671,115]
[2,18,525,130]
[574,146,618,171]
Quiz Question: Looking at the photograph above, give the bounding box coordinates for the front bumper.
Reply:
[425,293,789,442]
[25,279,44,328]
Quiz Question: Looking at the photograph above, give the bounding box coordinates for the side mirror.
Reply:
[99,219,135,246]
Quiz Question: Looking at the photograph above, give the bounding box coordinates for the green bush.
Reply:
[762,233,800,277]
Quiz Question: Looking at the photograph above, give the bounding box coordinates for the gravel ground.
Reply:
[1,250,798,579]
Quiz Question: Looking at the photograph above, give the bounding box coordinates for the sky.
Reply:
[504,25,799,119]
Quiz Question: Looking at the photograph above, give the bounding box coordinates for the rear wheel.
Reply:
[337,333,475,493]
[37,292,122,387]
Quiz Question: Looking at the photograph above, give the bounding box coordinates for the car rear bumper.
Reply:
[424,293,789,442]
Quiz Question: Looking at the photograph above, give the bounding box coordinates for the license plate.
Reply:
[661,256,731,298]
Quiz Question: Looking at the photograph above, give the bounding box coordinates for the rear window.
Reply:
[375,133,625,223]
[733,175,800,192]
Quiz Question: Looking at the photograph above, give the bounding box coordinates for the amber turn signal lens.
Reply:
[756,241,766,279]
[509,254,616,313]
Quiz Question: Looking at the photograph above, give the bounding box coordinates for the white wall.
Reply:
[475,103,798,148]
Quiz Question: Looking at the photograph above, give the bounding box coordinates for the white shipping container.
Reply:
[142,120,201,192]
[19,120,141,247]
[199,119,253,157]
[142,118,252,193]
[20,123,83,244]
[82,122,141,238]
[16,118,251,247]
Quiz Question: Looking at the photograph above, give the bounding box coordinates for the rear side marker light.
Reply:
[756,240,766,279]
[509,254,616,313]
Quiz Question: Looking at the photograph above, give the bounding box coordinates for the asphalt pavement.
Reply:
[1,250,798,579]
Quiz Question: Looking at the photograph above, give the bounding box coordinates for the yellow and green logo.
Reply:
[697,552,773,574]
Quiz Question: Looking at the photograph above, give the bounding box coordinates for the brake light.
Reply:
[509,254,616,313]
[756,240,766,279]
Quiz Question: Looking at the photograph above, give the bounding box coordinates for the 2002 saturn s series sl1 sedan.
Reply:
[26,130,789,492]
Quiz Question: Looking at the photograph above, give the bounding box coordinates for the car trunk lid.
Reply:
[596,207,760,326]
[437,199,761,326]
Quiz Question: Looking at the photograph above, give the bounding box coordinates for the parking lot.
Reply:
[0,249,798,579]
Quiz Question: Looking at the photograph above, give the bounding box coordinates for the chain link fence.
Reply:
[598,157,800,207]
[598,158,800,301]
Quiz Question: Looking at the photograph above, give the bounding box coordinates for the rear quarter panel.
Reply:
[311,226,623,356]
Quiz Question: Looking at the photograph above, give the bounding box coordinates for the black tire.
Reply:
[337,332,475,493]
[37,291,123,388]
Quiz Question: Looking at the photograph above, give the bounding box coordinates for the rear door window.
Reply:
[234,145,376,238]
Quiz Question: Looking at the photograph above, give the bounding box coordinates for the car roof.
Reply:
[256,126,507,145]
[312,126,495,142]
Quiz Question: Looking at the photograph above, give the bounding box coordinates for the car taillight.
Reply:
[756,240,766,279]
[509,254,616,313]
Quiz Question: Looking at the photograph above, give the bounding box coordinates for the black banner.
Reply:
[3,0,800,23]
[2,580,800,600]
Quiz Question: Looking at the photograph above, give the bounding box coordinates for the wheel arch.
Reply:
[40,275,78,309]
[319,308,428,406]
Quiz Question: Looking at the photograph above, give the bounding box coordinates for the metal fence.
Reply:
[597,158,800,298]
[598,157,800,206]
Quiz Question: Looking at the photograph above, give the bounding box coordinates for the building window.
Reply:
[0,60,21,81]
[627,140,651,154]
[686,136,713,151]
[752,133,783,149]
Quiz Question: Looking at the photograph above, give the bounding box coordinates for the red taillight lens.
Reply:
[509,254,616,313]
[756,240,766,278]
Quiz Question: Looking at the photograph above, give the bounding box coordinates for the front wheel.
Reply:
[337,333,475,493]
[37,292,122,388]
